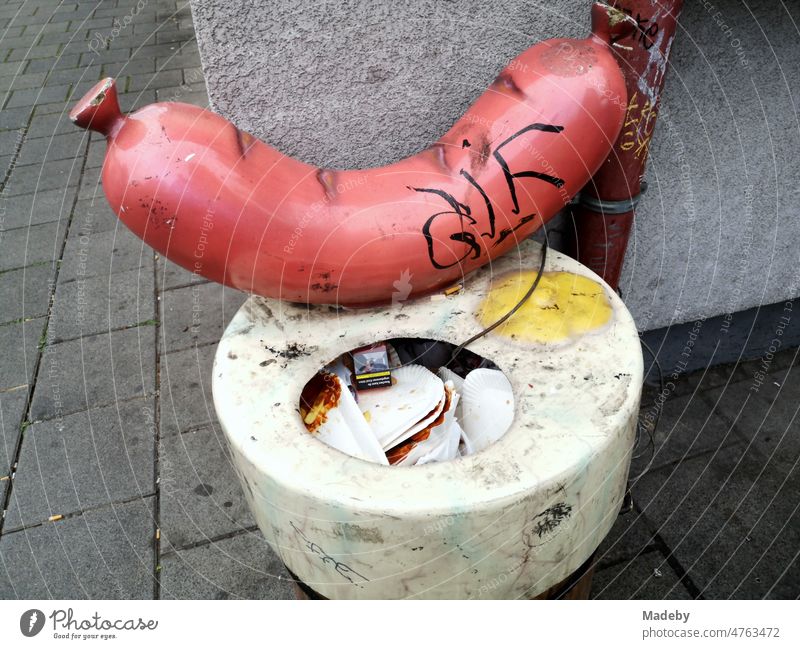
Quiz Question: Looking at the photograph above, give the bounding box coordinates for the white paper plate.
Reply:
[380,390,446,451]
[395,382,461,466]
[437,366,466,392]
[416,418,464,466]
[357,364,444,447]
[324,357,354,393]
[315,375,388,465]
[460,368,514,453]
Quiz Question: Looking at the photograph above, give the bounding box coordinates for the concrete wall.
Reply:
[189,0,800,331]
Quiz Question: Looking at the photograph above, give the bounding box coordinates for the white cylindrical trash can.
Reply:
[213,240,643,599]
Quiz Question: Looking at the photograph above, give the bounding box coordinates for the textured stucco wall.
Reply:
[189,0,800,331]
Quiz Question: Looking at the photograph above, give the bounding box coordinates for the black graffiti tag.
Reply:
[609,8,660,50]
[412,123,564,270]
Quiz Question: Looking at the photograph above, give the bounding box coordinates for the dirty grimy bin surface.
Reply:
[212,240,643,599]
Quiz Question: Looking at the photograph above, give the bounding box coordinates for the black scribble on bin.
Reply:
[532,503,573,538]
[290,521,369,587]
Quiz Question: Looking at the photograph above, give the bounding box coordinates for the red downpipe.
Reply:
[570,0,684,289]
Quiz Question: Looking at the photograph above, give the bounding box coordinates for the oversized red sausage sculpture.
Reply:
[71,3,627,306]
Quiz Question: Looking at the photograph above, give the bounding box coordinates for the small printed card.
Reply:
[352,343,392,390]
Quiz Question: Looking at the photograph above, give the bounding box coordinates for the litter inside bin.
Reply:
[298,339,514,465]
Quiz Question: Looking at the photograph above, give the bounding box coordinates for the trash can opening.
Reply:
[298,338,515,466]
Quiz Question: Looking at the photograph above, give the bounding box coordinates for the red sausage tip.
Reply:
[69,77,124,136]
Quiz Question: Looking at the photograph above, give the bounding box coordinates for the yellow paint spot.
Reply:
[477,271,612,343]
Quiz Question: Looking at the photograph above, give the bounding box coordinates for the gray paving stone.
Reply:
[156,53,198,71]
[38,29,88,46]
[30,325,156,421]
[72,199,124,237]
[132,22,161,39]
[116,89,157,112]
[134,42,185,59]
[159,531,294,600]
[156,83,206,106]
[159,425,255,551]
[0,262,55,325]
[85,139,106,168]
[23,19,70,35]
[159,283,245,353]
[61,40,104,56]
[182,66,203,83]
[95,6,148,19]
[155,28,195,44]
[4,158,82,194]
[0,318,45,392]
[0,71,47,92]
[60,225,152,282]
[0,61,27,78]
[49,268,155,342]
[27,54,87,76]
[101,58,157,77]
[0,497,155,599]
[0,385,28,473]
[632,391,743,474]
[591,551,693,599]
[635,444,800,598]
[595,511,659,569]
[684,360,746,394]
[77,17,116,30]
[5,83,71,108]
[5,397,156,530]
[76,163,102,200]
[704,369,800,476]
[0,185,78,229]
[0,218,66,271]
[0,104,30,130]
[739,348,799,382]
[156,254,207,291]
[79,47,131,68]
[104,34,156,51]
[126,68,182,92]
[0,34,40,50]
[159,343,217,436]
[0,127,23,155]
[2,14,51,28]
[15,131,88,166]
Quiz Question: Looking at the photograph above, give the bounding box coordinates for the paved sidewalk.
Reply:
[1,0,798,600]
[0,0,290,600]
